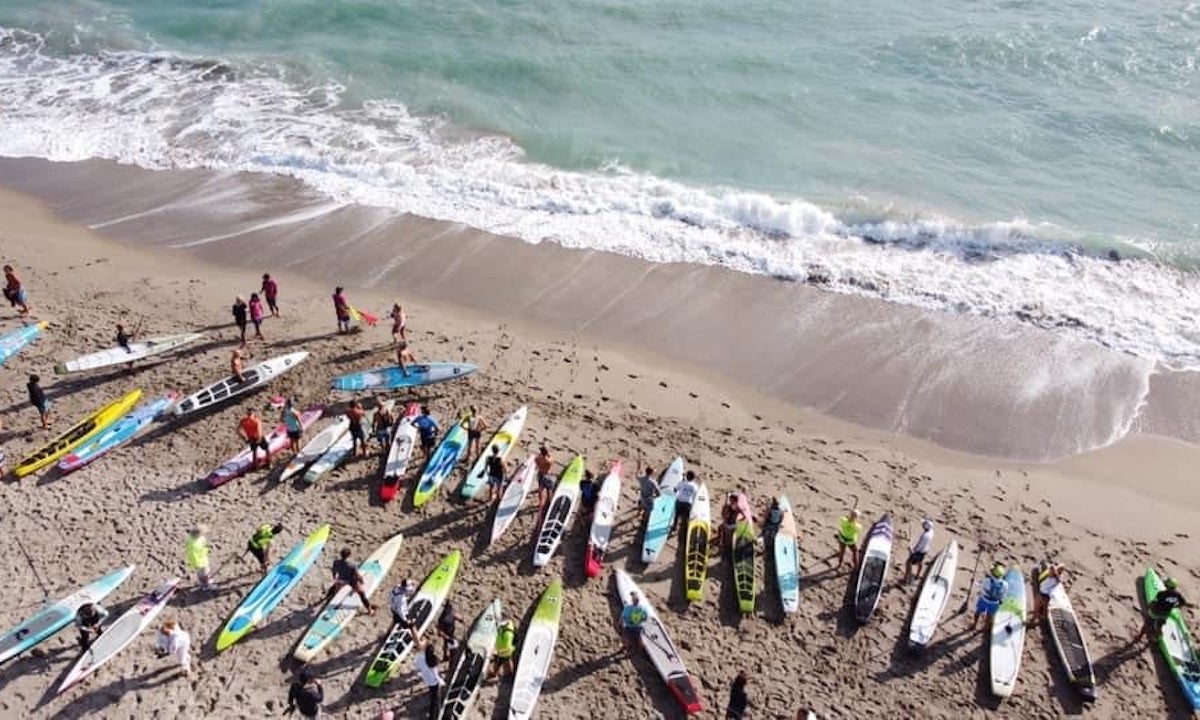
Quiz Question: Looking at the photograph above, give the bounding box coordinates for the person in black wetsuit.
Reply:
[323,548,375,614]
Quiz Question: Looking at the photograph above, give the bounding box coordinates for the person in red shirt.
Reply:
[261,273,280,317]
[238,407,269,469]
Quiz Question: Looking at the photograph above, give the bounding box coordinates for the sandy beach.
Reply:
[1,165,1199,720]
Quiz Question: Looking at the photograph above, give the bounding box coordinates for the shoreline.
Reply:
[0,164,1197,717]
[2,156,1198,462]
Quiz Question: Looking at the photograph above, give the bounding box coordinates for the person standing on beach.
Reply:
[185,525,215,591]
[248,293,265,341]
[3,265,30,315]
[390,302,407,342]
[26,373,50,429]
[673,471,699,534]
[580,470,598,517]
[286,669,324,720]
[972,562,1010,631]
[347,400,368,458]
[464,407,484,461]
[1031,559,1067,625]
[415,406,439,459]
[396,339,416,377]
[436,601,464,658]
[718,495,740,550]
[239,407,270,469]
[332,286,352,334]
[155,619,194,677]
[414,640,444,720]
[1137,576,1190,642]
[281,398,304,457]
[323,548,376,614]
[230,347,246,383]
[835,509,863,571]
[75,602,109,649]
[636,466,659,524]
[535,446,555,512]
[389,578,417,630]
[485,445,507,505]
[261,273,280,317]
[116,323,133,352]
[617,589,648,655]
[725,671,752,720]
[232,296,249,345]
[903,519,935,585]
[373,400,396,455]
[489,619,517,679]
[247,522,284,576]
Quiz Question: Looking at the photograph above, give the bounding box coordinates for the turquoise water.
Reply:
[0,0,1198,365]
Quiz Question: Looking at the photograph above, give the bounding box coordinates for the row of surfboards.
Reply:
[0,526,701,717]
[849,514,1200,710]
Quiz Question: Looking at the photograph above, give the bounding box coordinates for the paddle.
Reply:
[959,546,982,615]
[13,532,49,601]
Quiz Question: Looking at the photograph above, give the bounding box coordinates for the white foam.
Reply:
[2,29,1200,370]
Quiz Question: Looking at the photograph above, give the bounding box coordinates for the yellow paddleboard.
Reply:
[15,389,143,478]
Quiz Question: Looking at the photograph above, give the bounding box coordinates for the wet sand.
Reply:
[0,165,1197,718]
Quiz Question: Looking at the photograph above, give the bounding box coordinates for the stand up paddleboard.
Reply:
[989,567,1027,698]
[281,416,349,483]
[641,457,684,564]
[459,406,527,499]
[853,514,893,624]
[331,362,477,392]
[0,321,47,366]
[773,495,800,613]
[294,534,403,663]
[1144,568,1200,710]
[207,407,322,487]
[437,598,502,720]
[365,550,462,687]
[58,577,180,692]
[1042,572,1096,702]
[508,578,563,720]
[380,403,421,502]
[489,457,536,546]
[55,332,203,374]
[615,570,703,714]
[58,392,177,473]
[684,483,711,603]
[908,540,959,649]
[0,566,135,664]
[732,519,756,615]
[532,456,584,568]
[216,525,330,652]
[584,460,622,578]
[412,418,469,507]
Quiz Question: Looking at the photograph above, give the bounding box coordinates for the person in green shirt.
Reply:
[489,619,518,679]
[247,523,284,576]
[185,525,214,591]
[835,509,863,571]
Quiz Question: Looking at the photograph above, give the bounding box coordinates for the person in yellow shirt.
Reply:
[835,509,863,571]
[489,619,517,679]
[185,525,214,591]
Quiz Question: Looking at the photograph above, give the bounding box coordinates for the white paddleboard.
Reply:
[490,456,535,546]
[460,406,527,499]
[908,540,959,648]
[281,417,349,483]
[56,333,204,374]
[989,568,1027,698]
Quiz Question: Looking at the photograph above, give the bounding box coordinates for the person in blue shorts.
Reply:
[414,406,439,458]
[972,562,1009,630]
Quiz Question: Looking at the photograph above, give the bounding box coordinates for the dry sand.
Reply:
[0,179,1198,719]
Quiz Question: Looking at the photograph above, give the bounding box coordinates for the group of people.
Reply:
[230,273,281,345]
[73,601,194,678]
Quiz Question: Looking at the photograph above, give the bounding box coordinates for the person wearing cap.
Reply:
[324,548,375,615]
[185,525,214,591]
[261,273,280,317]
[389,578,418,630]
[973,562,1010,630]
[903,519,936,585]
[1138,576,1190,642]
[489,618,518,679]
[617,590,649,654]
[286,668,324,719]
[247,522,284,576]
[1031,559,1068,625]
[835,509,863,571]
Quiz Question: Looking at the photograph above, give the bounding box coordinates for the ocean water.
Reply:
[0,0,1198,367]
